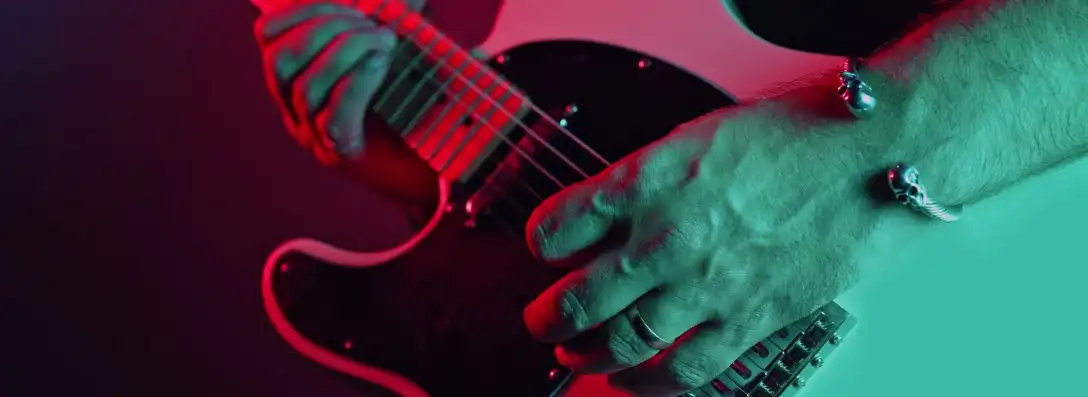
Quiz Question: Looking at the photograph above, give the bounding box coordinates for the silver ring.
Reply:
[886,163,963,222]
[628,306,672,350]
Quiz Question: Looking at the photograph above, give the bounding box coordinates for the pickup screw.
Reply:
[829,333,843,345]
[811,355,824,367]
[794,378,807,388]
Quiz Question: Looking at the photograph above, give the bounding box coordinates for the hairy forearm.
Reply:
[862,0,1088,206]
[688,0,1087,262]
[717,0,1087,213]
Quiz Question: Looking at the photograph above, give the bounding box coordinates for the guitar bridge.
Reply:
[686,302,856,397]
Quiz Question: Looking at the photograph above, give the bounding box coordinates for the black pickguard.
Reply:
[269,41,734,396]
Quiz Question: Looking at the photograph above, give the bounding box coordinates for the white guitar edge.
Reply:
[475,0,845,102]
[259,178,451,397]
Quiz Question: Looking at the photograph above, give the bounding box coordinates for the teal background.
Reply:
[809,158,1088,397]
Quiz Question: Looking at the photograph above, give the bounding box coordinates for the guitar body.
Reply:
[267,40,735,395]
[258,1,1088,396]
[261,1,858,396]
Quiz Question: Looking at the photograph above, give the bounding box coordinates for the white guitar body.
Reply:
[261,0,1088,396]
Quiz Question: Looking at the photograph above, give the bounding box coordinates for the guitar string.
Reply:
[372,12,576,185]
[370,13,429,112]
[374,37,598,219]
[365,0,611,179]
[375,42,575,220]
[376,54,567,189]
[366,18,572,193]
[372,44,554,221]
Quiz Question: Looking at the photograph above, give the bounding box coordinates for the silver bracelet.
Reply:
[885,163,962,222]
[839,58,963,222]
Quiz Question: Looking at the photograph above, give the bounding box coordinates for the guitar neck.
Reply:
[361,0,531,183]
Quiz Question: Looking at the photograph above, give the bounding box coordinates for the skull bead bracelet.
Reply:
[840,58,963,222]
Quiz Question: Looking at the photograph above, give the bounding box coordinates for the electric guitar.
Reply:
[257,0,859,395]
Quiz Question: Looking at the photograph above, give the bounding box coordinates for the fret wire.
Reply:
[409,62,477,149]
[397,56,456,134]
[389,57,566,188]
[370,43,417,117]
[437,88,510,171]
[368,3,603,185]
[384,49,447,127]
[352,2,589,197]
[423,78,497,161]
[421,29,595,178]
[370,24,427,113]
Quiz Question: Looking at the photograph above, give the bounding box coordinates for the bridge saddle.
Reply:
[684,303,856,397]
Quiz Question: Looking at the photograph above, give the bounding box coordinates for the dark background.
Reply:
[3,0,939,395]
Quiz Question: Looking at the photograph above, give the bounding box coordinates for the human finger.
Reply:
[555,288,708,374]
[526,134,711,262]
[312,50,393,162]
[525,173,636,262]
[523,249,658,344]
[260,16,382,149]
[609,308,777,396]
[292,28,395,162]
[254,2,366,46]
[523,211,715,342]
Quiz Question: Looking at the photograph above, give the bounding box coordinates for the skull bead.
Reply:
[887,163,928,209]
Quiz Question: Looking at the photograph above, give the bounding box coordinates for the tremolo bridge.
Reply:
[683,303,855,397]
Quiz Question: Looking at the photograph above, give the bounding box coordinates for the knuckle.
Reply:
[557,289,590,332]
[663,353,720,390]
[604,329,650,367]
[311,16,368,44]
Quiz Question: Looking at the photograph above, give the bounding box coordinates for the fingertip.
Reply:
[522,288,561,342]
[316,111,364,160]
[523,277,591,343]
[524,200,558,260]
[526,176,634,261]
[610,323,735,396]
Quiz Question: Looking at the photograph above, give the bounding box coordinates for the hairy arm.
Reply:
[865,0,1088,206]
[710,0,1086,226]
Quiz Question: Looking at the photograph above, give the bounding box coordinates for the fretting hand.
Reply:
[254,0,425,165]
[522,109,877,396]
[255,1,398,165]
[254,0,439,205]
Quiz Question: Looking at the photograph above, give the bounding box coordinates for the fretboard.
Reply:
[360,0,530,183]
